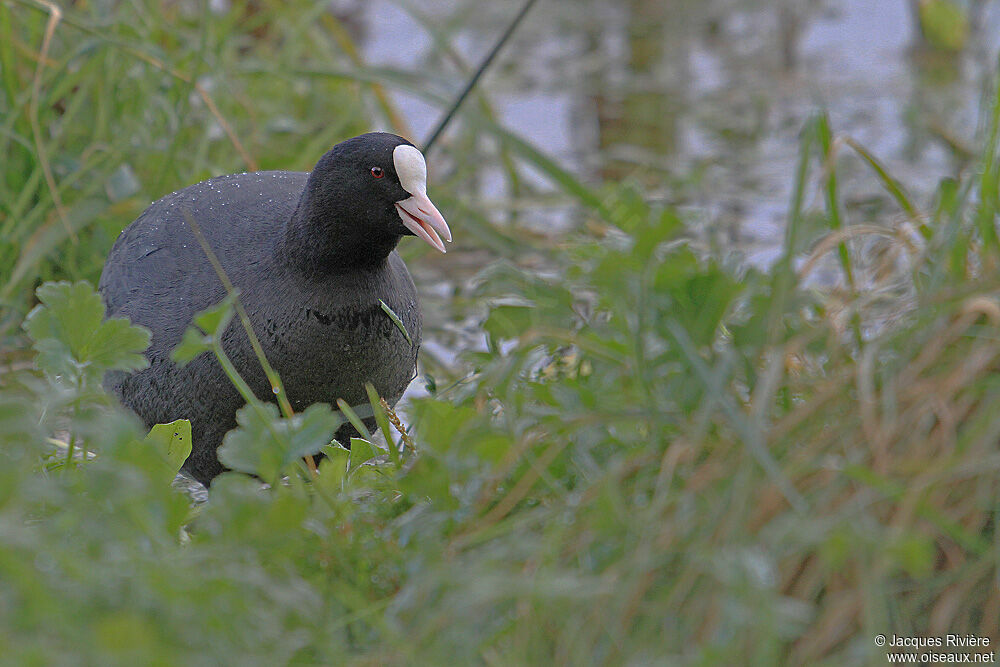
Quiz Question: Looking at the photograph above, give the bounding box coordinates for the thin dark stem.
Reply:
[180,208,320,477]
[422,0,540,154]
[179,209,294,418]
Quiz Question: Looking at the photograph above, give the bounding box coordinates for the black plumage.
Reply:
[99,132,451,486]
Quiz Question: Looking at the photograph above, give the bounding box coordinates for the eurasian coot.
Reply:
[99,132,450,486]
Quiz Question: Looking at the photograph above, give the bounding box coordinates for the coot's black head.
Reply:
[291,132,451,269]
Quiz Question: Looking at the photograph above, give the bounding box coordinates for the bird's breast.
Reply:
[242,267,421,411]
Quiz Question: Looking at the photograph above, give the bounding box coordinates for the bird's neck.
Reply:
[282,196,401,275]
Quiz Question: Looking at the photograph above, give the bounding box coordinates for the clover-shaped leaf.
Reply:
[171,293,238,365]
[218,401,342,483]
[23,281,150,383]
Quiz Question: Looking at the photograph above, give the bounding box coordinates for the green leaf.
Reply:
[605,185,650,235]
[193,292,238,337]
[917,0,969,52]
[216,404,284,481]
[635,206,683,257]
[471,434,510,465]
[143,420,192,484]
[658,259,742,347]
[348,437,378,470]
[170,326,211,365]
[285,404,343,463]
[397,454,455,508]
[316,444,349,491]
[172,293,240,365]
[23,281,150,382]
[410,399,478,455]
[85,317,151,371]
[218,401,342,483]
[30,338,78,380]
[483,305,533,344]
[26,281,102,343]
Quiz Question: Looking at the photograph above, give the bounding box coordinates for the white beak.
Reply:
[392,143,452,253]
[395,193,452,253]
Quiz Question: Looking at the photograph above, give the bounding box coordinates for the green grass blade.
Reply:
[379,299,414,346]
[337,398,372,442]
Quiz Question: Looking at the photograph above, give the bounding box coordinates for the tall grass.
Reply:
[0,0,383,330]
[1,1,999,664]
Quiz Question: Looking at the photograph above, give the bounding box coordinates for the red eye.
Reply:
[370,166,384,179]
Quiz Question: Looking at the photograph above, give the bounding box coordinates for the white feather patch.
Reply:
[393,144,427,196]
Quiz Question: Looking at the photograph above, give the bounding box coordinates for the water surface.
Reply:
[350,0,1000,374]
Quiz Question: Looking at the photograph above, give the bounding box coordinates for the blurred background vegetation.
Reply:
[2,0,1000,663]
